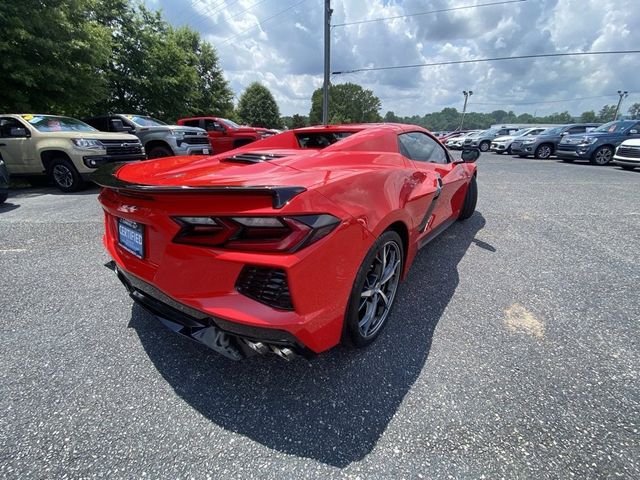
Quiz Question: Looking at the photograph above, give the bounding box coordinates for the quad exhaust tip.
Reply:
[245,340,296,361]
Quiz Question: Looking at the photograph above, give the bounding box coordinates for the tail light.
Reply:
[173,214,340,252]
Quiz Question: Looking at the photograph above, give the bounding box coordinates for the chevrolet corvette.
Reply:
[94,124,479,360]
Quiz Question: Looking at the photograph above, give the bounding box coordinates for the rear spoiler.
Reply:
[91,162,306,209]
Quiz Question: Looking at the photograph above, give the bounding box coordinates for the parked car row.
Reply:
[511,123,600,159]
[0,113,276,192]
[439,120,640,169]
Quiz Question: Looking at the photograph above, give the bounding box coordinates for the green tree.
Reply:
[0,0,111,115]
[93,2,231,121]
[236,82,282,128]
[580,110,598,122]
[309,83,382,125]
[384,111,399,122]
[598,105,617,122]
[628,103,640,120]
[291,114,308,128]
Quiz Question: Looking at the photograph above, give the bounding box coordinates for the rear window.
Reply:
[296,131,355,149]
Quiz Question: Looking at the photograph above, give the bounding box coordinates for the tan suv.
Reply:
[0,114,145,192]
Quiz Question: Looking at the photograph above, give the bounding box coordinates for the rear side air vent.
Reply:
[223,153,287,164]
[236,266,293,310]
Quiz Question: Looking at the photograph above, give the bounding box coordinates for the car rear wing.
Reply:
[91,162,306,209]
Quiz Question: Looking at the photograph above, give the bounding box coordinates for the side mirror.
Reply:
[461,148,480,163]
[629,129,638,134]
[10,127,29,137]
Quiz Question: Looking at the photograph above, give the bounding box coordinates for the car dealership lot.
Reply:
[0,154,638,479]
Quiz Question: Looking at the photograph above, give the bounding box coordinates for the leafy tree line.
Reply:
[383,103,640,132]
[0,0,235,122]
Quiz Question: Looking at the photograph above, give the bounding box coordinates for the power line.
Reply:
[472,94,620,106]
[187,0,242,31]
[173,0,229,27]
[332,50,640,75]
[332,0,526,28]
[219,0,308,45]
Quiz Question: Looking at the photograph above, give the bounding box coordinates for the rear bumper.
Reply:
[113,262,315,360]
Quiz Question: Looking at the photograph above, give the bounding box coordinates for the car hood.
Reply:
[619,138,640,147]
[563,131,616,141]
[137,125,207,135]
[493,135,514,142]
[34,131,140,141]
[231,127,262,135]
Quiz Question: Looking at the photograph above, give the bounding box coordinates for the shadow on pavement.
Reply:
[0,202,19,213]
[128,212,490,467]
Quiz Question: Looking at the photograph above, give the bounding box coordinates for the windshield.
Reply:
[23,115,96,133]
[125,115,166,127]
[593,121,635,133]
[511,128,531,136]
[220,118,241,129]
[543,126,564,135]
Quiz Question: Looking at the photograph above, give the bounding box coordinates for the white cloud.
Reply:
[149,0,640,117]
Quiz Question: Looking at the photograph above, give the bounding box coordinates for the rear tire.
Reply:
[590,146,613,165]
[479,141,490,152]
[147,145,173,159]
[344,231,404,347]
[49,158,83,192]
[458,175,477,220]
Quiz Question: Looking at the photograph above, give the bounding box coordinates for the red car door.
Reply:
[398,131,469,235]
[203,119,234,153]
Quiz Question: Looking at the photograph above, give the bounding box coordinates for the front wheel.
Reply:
[49,158,84,192]
[590,146,613,165]
[147,145,173,159]
[535,144,553,159]
[479,141,490,152]
[344,231,404,347]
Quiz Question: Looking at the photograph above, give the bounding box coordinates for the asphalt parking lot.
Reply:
[1,153,638,479]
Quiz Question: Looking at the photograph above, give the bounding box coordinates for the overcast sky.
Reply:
[145,0,640,118]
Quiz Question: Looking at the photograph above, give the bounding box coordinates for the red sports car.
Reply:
[94,124,479,360]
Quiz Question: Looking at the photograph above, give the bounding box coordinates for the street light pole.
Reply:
[613,90,629,120]
[322,0,332,125]
[459,90,473,130]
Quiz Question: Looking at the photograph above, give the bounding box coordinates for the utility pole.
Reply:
[458,90,473,130]
[322,0,332,125]
[613,90,628,120]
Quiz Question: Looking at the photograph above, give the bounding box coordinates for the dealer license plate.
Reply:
[117,218,145,258]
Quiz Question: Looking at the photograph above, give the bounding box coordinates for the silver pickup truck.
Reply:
[84,114,211,159]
